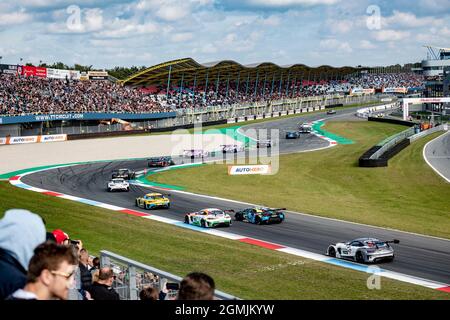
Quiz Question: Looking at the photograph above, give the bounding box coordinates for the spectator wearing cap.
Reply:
[52,229,69,245]
[87,267,120,300]
[7,242,78,300]
[0,209,46,300]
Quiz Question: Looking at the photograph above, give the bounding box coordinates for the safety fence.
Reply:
[100,250,239,300]
[359,123,448,167]
[8,94,385,137]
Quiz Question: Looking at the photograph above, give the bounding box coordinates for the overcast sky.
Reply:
[0,0,449,69]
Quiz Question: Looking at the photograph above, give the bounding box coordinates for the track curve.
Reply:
[21,107,450,285]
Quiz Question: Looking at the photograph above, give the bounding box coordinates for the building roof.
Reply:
[120,57,357,87]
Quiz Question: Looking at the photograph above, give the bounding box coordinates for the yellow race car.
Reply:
[135,193,170,209]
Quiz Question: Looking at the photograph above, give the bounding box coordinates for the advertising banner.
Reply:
[228,165,272,175]
[88,71,108,80]
[0,64,19,75]
[350,88,375,95]
[382,87,407,94]
[8,136,39,144]
[40,134,67,143]
[21,66,47,78]
[0,111,176,125]
[47,68,80,80]
[0,134,68,145]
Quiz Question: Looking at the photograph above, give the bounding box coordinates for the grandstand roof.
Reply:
[121,57,357,87]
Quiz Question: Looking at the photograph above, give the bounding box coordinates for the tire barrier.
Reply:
[359,138,411,167]
[325,103,343,109]
[368,116,415,127]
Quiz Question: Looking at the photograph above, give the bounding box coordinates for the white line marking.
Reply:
[423,130,450,184]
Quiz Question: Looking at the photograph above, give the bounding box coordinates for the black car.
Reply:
[285,131,300,139]
[111,168,136,180]
[148,156,175,167]
[256,140,272,148]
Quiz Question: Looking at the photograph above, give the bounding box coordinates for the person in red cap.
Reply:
[52,229,70,245]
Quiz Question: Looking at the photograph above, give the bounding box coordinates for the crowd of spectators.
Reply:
[0,72,424,117]
[0,208,216,301]
[346,73,424,90]
[0,73,166,116]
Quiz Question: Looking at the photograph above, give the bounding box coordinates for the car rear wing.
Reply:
[385,239,400,244]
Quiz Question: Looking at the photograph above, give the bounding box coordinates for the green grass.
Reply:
[150,121,450,239]
[0,182,447,299]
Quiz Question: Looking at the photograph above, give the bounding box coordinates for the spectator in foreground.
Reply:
[7,242,78,300]
[177,272,215,300]
[139,286,159,301]
[87,267,120,300]
[0,209,46,299]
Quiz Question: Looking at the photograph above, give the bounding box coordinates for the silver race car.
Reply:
[221,144,245,153]
[327,238,399,263]
[183,149,209,159]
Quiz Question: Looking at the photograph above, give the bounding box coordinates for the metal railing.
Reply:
[409,123,448,143]
[100,250,239,300]
[18,94,386,137]
[370,127,416,159]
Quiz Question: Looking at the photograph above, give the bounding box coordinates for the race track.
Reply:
[424,130,450,183]
[21,108,450,285]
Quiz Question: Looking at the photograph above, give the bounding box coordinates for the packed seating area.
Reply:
[0,72,424,116]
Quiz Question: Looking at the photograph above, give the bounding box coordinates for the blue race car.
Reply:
[234,207,286,224]
[285,131,300,139]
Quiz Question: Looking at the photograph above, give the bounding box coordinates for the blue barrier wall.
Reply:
[0,112,177,125]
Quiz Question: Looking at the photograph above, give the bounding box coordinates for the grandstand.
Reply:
[0,58,424,138]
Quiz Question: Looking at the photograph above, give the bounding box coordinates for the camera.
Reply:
[166,282,179,291]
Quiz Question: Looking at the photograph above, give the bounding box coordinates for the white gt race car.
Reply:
[107,178,130,192]
[184,208,233,228]
[327,238,399,263]
[183,149,210,158]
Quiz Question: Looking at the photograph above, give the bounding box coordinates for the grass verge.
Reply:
[0,181,447,299]
[149,121,450,239]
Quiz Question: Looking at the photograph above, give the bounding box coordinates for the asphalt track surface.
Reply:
[424,130,450,183]
[22,107,450,285]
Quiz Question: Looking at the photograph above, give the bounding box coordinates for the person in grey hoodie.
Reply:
[0,209,46,299]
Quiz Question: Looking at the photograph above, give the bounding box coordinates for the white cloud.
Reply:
[261,15,280,26]
[170,32,193,42]
[246,0,340,6]
[359,40,376,49]
[156,5,189,21]
[383,10,444,28]
[47,8,103,33]
[201,43,218,54]
[319,38,352,53]
[0,10,32,26]
[96,19,158,38]
[372,29,410,42]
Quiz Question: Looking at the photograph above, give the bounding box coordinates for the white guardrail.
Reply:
[355,102,399,119]
[226,105,325,124]
[100,250,239,300]
[409,123,448,143]
[370,123,448,160]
